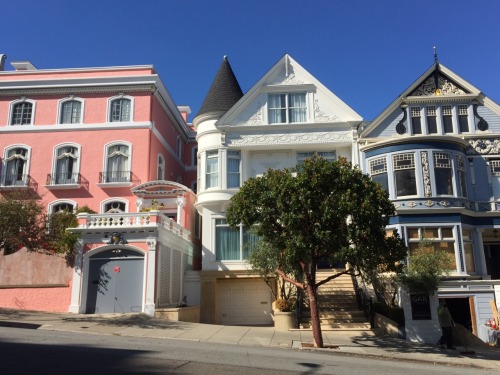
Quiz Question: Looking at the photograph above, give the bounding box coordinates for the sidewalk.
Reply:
[1,308,499,370]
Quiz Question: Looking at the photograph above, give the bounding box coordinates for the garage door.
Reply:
[218,279,273,325]
[86,249,144,314]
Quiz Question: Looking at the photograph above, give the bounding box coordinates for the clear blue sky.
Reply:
[2,0,500,121]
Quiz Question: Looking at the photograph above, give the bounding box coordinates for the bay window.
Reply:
[407,227,457,271]
[410,107,422,134]
[227,151,241,188]
[434,152,454,195]
[456,155,467,197]
[205,150,219,188]
[393,153,417,197]
[369,157,388,192]
[215,219,259,261]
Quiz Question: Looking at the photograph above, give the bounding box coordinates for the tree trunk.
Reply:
[306,283,323,348]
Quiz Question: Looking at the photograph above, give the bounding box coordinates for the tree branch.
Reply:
[275,268,305,290]
[315,268,355,288]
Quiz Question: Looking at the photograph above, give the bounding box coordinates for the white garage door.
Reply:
[218,279,273,325]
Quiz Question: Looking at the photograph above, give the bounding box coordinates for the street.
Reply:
[0,327,495,374]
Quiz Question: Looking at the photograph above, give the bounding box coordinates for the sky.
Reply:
[2,0,500,122]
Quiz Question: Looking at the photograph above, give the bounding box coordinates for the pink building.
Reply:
[0,55,201,316]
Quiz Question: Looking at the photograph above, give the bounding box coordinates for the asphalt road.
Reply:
[0,327,495,375]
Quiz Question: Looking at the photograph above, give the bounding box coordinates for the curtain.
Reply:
[227,154,240,188]
[268,94,286,124]
[289,93,306,122]
[216,221,240,260]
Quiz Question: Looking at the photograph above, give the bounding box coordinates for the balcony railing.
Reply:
[99,170,132,184]
[0,174,37,190]
[75,212,191,241]
[46,172,81,186]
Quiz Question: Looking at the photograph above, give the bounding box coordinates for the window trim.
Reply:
[47,143,81,189]
[267,92,308,124]
[99,141,133,186]
[57,97,84,124]
[227,150,241,189]
[100,198,129,213]
[107,95,134,123]
[9,98,36,126]
[205,150,219,189]
[213,217,258,261]
[1,144,31,187]
[48,200,77,215]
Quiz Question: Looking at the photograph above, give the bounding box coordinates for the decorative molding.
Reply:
[0,84,155,97]
[234,104,263,126]
[406,201,417,208]
[107,232,128,245]
[314,99,338,122]
[410,75,466,96]
[439,201,450,207]
[226,130,352,147]
[421,151,431,197]
[457,226,464,272]
[395,107,407,135]
[147,239,157,250]
[473,104,489,131]
[424,200,435,207]
[267,68,306,85]
[467,139,500,155]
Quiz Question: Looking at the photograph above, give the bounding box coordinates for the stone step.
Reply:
[299,322,372,330]
[302,310,366,319]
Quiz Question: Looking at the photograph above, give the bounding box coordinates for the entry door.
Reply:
[86,249,144,314]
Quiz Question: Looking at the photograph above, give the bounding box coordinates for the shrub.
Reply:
[373,301,405,326]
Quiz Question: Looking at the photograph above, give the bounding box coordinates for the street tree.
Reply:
[226,155,407,347]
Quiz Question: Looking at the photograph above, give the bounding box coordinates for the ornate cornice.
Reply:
[0,84,155,97]
[467,138,500,155]
[226,130,352,147]
[314,99,338,123]
[410,75,467,96]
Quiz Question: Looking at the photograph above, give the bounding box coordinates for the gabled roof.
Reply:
[216,54,362,126]
[195,56,243,120]
[360,61,500,137]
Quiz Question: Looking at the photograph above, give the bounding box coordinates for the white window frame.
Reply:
[227,150,241,189]
[101,141,132,185]
[9,98,36,126]
[205,150,219,189]
[107,95,134,123]
[48,200,77,215]
[1,144,31,187]
[267,92,308,124]
[100,198,129,213]
[49,143,81,187]
[393,152,418,198]
[432,152,454,196]
[57,97,84,124]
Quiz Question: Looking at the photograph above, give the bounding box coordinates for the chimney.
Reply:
[0,54,6,71]
[177,106,192,122]
[11,61,37,71]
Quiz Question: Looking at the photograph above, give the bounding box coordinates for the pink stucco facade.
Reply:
[0,61,198,314]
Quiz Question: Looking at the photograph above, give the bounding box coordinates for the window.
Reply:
[11,101,34,125]
[109,98,131,122]
[456,155,467,198]
[52,145,79,185]
[176,136,182,159]
[393,153,417,197]
[60,100,82,124]
[442,105,453,133]
[426,106,437,134]
[370,157,388,192]
[157,154,165,180]
[268,93,307,124]
[103,143,130,183]
[410,107,422,134]
[205,150,219,188]
[3,147,29,186]
[51,202,75,213]
[297,151,336,165]
[407,227,457,271]
[458,104,469,133]
[434,153,454,195]
[104,200,126,213]
[227,151,241,188]
[215,219,259,260]
[462,229,475,273]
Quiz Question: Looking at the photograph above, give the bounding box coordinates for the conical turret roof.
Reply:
[196,56,243,119]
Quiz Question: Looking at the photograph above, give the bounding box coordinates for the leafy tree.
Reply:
[398,238,451,295]
[226,155,407,347]
[0,192,95,264]
[0,192,48,254]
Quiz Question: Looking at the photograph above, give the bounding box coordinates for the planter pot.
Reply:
[274,311,296,331]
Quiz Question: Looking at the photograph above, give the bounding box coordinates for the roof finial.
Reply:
[433,46,438,64]
[223,55,228,61]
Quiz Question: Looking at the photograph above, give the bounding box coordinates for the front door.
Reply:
[86,249,144,314]
[485,244,500,280]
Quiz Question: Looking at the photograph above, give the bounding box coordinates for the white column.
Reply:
[144,239,157,316]
[176,197,186,225]
[68,239,84,313]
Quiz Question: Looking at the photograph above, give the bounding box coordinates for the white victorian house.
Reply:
[193,54,363,325]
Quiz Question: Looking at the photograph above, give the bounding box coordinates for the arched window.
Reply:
[10,99,35,125]
[60,99,83,124]
[51,202,75,213]
[51,144,80,185]
[103,200,127,213]
[109,97,132,122]
[157,154,165,180]
[101,142,131,183]
[2,146,30,186]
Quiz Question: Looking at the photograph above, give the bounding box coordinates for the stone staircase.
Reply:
[300,269,371,331]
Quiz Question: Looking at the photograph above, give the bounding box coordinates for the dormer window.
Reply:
[268,93,307,124]
[442,105,453,133]
[458,104,469,132]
